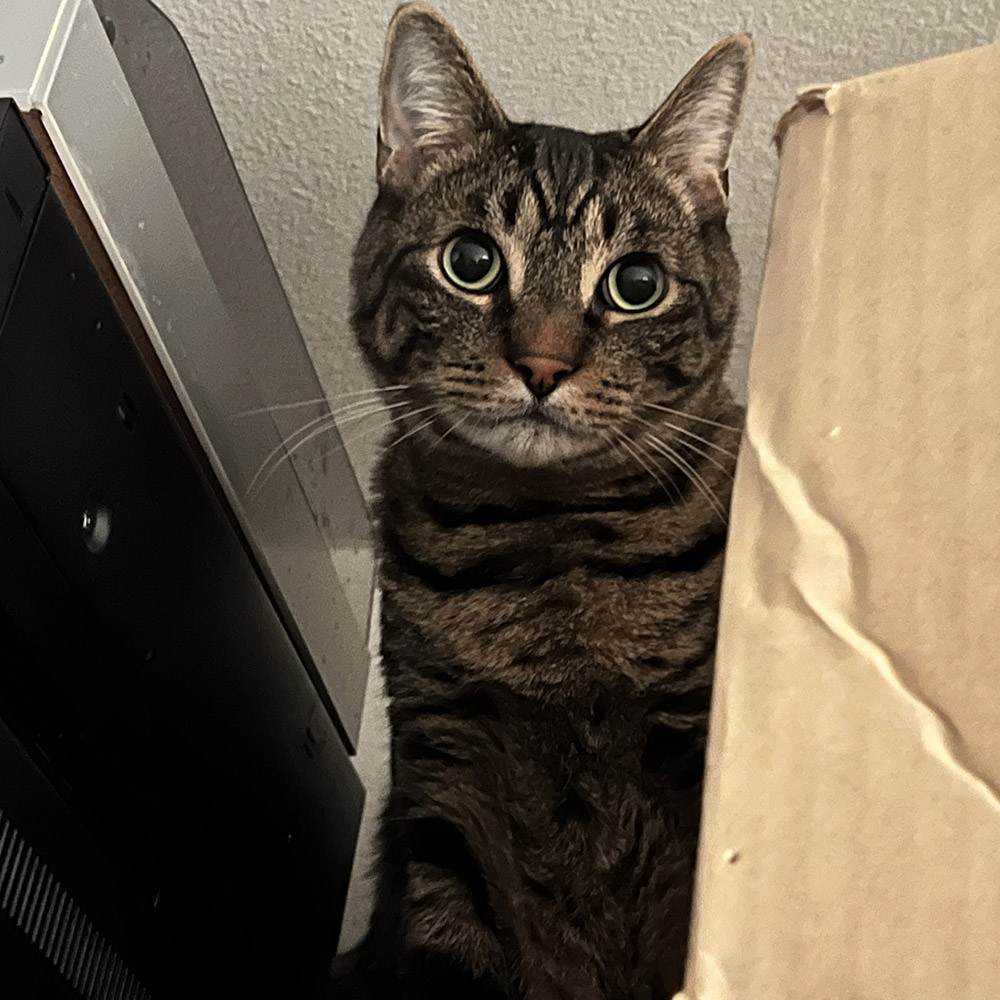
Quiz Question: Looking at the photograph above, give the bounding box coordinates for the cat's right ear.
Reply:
[377,3,506,192]
[633,35,753,215]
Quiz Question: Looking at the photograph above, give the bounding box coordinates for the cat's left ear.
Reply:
[376,3,507,192]
[634,35,753,213]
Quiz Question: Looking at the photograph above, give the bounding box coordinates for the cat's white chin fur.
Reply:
[456,419,596,467]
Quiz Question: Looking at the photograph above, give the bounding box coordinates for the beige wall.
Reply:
[156,0,998,493]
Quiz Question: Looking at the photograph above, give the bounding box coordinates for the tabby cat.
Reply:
[337,4,751,998]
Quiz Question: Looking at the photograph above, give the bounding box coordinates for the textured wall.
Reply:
[154,0,998,953]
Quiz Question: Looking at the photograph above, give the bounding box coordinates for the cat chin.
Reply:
[456,418,598,468]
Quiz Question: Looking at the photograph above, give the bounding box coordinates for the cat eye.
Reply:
[601,254,666,313]
[441,232,504,293]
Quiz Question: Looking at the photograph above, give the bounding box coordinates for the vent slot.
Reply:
[0,809,152,999]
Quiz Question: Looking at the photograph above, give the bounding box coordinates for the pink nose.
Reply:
[510,355,576,400]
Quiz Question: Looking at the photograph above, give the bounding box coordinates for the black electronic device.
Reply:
[0,98,362,999]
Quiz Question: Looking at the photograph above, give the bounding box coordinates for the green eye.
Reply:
[602,254,666,312]
[441,232,503,293]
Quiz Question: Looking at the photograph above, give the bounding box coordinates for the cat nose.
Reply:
[510,355,576,400]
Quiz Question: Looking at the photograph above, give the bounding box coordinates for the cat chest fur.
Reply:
[376,448,729,699]
[380,624,709,995]
[372,454,727,990]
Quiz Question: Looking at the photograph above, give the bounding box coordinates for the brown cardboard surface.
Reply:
[681,40,1000,999]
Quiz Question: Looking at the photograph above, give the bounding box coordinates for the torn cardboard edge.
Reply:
[773,36,1000,151]
[771,84,834,151]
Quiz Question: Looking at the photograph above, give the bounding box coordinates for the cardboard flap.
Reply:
[771,85,834,150]
[683,39,1000,1000]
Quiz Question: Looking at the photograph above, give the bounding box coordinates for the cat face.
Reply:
[353,4,751,470]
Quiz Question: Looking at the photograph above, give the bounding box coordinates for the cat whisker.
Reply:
[641,401,743,434]
[248,394,414,492]
[248,399,399,493]
[231,384,410,419]
[246,399,414,501]
[381,410,444,454]
[634,414,740,463]
[427,409,472,453]
[314,404,440,466]
[642,434,729,524]
[603,429,678,503]
[457,408,492,447]
[628,436,686,506]
[634,419,735,480]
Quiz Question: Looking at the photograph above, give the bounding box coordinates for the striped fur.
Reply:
[337,6,751,998]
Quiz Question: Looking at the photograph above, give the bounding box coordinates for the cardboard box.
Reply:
[682,40,1000,999]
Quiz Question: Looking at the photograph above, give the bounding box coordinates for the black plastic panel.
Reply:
[0,100,362,998]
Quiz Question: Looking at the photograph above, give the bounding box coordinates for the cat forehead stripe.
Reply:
[567,182,599,227]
